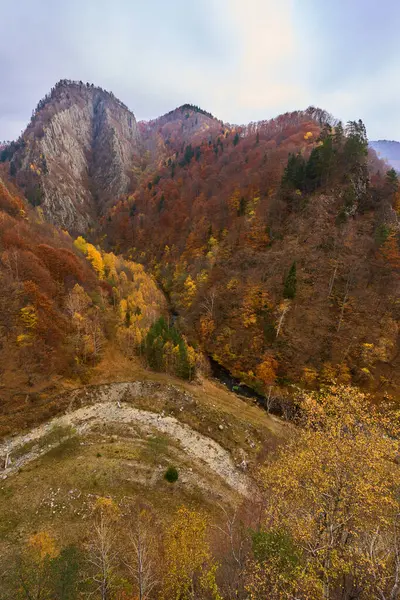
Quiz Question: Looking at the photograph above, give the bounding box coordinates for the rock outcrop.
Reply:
[10,81,140,232]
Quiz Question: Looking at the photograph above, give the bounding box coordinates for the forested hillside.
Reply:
[104,110,400,403]
[1,80,400,600]
[0,169,171,435]
[2,85,400,404]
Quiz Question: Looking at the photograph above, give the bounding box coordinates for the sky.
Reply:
[1,0,400,141]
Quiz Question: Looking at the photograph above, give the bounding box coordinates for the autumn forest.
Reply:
[0,80,399,600]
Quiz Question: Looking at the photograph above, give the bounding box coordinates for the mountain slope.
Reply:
[0,170,167,431]
[2,80,140,232]
[105,115,400,399]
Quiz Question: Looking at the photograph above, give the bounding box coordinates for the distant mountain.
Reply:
[369,139,400,172]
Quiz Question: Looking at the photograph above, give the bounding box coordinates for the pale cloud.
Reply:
[221,0,308,115]
[0,0,399,140]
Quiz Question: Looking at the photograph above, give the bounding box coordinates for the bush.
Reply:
[164,466,179,483]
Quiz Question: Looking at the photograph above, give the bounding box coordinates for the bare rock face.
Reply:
[11,82,140,232]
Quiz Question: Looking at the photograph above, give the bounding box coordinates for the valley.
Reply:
[0,79,399,599]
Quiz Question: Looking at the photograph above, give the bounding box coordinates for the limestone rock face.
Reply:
[12,82,140,232]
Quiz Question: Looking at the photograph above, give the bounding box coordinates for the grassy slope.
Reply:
[0,351,288,560]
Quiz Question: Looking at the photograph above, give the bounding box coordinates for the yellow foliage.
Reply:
[20,305,38,329]
[227,278,239,290]
[86,243,105,279]
[187,344,197,368]
[320,361,336,384]
[73,235,88,255]
[27,531,58,562]
[163,506,219,600]
[183,275,197,308]
[17,333,34,346]
[336,362,351,384]
[301,366,318,385]
[228,188,241,214]
[256,354,278,388]
[103,252,118,280]
[200,315,215,339]
[93,496,120,520]
[196,270,209,286]
[242,285,271,328]
[255,385,400,598]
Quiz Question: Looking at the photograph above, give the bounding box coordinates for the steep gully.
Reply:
[168,307,273,413]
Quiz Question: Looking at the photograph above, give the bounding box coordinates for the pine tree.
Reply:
[283,262,297,299]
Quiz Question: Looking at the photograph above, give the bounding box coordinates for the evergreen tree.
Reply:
[282,154,306,191]
[158,194,165,213]
[50,545,82,600]
[333,121,344,148]
[180,144,194,166]
[305,147,323,191]
[284,262,297,299]
[142,317,195,380]
[386,168,399,193]
[344,120,368,169]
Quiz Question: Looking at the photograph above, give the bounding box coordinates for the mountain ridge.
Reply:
[0,81,343,233]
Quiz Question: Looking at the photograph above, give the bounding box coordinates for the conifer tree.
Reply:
[283,262,297,299]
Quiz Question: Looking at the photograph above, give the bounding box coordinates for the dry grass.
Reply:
[0,422,240,555]
[0,347,290,570]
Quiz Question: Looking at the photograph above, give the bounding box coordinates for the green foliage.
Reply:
[164,466,179,483]
[142,317,195,380]
[50,545,82,600]
[252,528,301,576]
[375,222,390,246]
[282,153,306,192]
[343,119,368,166]
[26,183,44,206]
[0,139,24,163]
[158,194,165,213]
[176,104,216,119]
[282,120,368,203]
[283,262,297,299]
[180,144,194,167]
[8,541,82,600]
[386,168,399,193]
[238,196,247,216]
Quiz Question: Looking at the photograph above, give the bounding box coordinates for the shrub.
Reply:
[164,466,179,483]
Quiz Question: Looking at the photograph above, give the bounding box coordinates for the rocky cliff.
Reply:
[9,81,140,232]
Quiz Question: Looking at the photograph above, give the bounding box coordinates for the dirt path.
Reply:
[0,399,253,497]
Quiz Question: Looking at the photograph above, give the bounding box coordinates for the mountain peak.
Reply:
[4,81,140,232]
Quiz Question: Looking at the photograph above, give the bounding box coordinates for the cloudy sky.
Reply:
[1,0,399,141]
